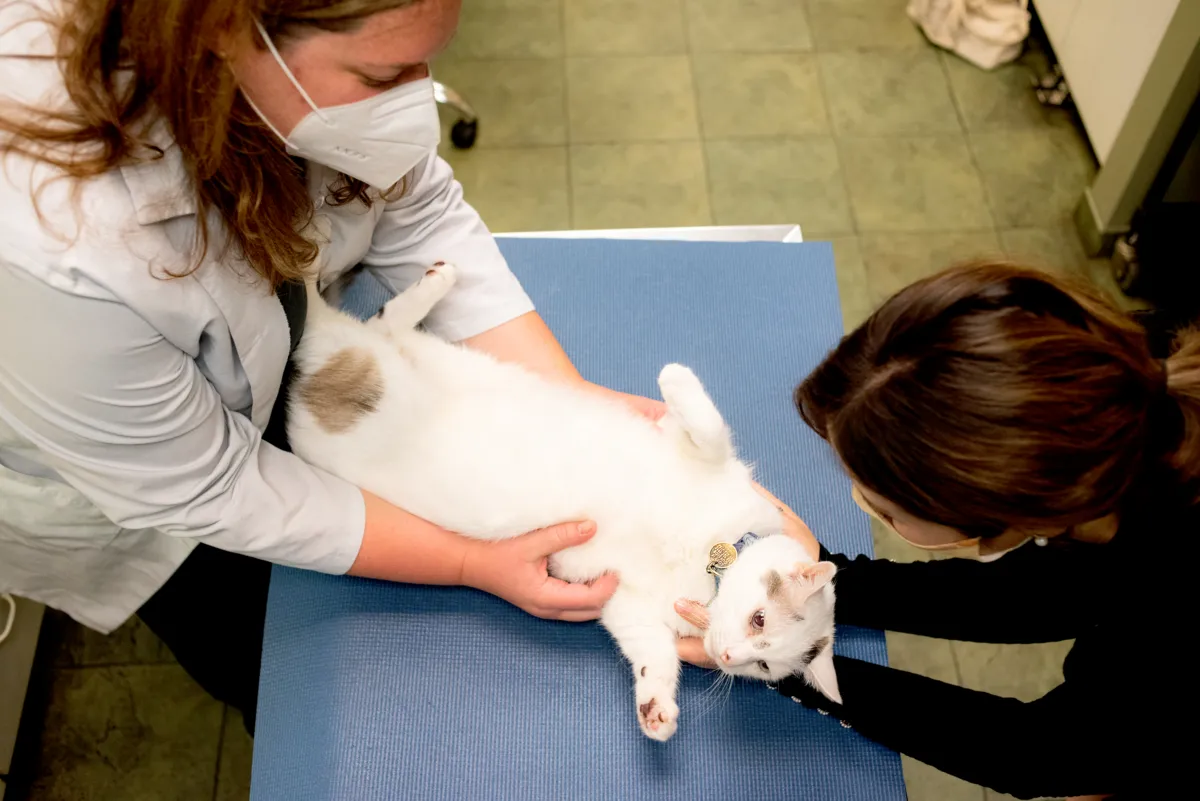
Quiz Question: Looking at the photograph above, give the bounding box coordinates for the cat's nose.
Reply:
[721,649,732,664]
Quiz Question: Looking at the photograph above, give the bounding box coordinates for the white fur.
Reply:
[288,265,839,740]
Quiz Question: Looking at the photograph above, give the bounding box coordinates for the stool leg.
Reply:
[433,81,479,149]
[433,81,477,124]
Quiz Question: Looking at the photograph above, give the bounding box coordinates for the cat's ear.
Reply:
[804,645,842,705]
[784,561,837,608]
[656,364,733,464]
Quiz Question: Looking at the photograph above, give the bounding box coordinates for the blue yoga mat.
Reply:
[252,239,904,801]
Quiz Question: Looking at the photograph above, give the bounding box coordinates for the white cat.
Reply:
[288,264,841,741]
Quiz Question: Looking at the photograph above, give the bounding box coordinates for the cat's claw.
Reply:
[636,696,679,742]
[423,261,458,288]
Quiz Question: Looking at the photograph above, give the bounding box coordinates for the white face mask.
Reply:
[849,485,1038,563]
[244,20,441,190]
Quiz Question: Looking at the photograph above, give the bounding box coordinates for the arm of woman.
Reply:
[352,491,615,620]
[775,659,1138,800]
[360,155,662,415]
[0,265,364,573]
[821,542,1106,644]
[0,266,615,619]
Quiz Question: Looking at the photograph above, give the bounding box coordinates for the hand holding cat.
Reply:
[673,600,717,668]
[752,483,820,560]
[674,487,820,668]
[460,521,619,621]
[583,382,668,422]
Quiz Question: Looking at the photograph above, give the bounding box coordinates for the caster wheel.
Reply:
[451,119,478,149]
[1112,235,1142,293]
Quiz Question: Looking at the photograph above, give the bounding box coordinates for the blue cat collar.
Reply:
[706,531,760,597]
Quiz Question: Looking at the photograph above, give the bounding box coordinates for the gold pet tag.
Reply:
[706,542,738,576]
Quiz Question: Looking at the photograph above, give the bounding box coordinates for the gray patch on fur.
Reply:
[763,569,783,598]
[803,636,831,665]
[299,347,384,434]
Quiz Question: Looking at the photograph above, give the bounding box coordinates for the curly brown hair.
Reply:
[0,0,419,289]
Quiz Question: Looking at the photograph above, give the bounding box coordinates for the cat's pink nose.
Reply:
[721,649,732,664]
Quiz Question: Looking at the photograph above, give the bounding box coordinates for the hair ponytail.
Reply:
[1165,328,1200,495]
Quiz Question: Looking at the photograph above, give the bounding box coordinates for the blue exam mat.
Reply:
[252,239,904,801]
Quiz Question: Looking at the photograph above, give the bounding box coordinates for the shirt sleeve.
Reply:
[821,541,1105,644]
[0,265,365,573]
[775,657,1143,800]
[360,154,535,342]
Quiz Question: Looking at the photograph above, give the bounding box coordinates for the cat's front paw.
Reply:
[636,694,679,742]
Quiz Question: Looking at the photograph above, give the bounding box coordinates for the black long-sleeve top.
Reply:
[776,481,1195,800]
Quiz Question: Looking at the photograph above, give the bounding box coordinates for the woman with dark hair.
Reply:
[678,262,1197,800]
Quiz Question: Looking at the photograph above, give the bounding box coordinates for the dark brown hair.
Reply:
[0,0,417,289]
[797,262,1200,537]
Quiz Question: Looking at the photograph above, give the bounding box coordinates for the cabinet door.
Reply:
[1035,0,1084,52]
[1059,0,1181,162]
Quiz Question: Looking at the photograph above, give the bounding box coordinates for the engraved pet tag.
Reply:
[706,542,737,576]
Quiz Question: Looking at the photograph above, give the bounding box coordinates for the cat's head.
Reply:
[704,534,841,704]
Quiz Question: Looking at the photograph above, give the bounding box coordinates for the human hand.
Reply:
[460,521,618,621]
[583,381,667,422]
[753,482,820,561]
[674,599,716,668]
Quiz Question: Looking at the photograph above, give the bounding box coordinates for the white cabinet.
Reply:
[1037,0,1083,46]
[1037,0,1182,163]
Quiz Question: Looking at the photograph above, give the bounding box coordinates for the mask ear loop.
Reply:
[252,20,330,123]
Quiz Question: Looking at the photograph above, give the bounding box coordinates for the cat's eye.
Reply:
[757,660,770,673]
[750,610,765,631]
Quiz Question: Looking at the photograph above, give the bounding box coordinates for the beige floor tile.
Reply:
[969,128,1097,228]
[999,224,1091,278]
[567,56,699,142]
[1001,223,1147,311]
[805,0,927,50]
[28,664,223,800]
[705,138,853,234]
[433,59,565,147]
[987,791,1065,801]
[820,49,961,137]
[215,708,254,801]
[886,632,960,684]
[443,146,571,232]
[46,609,174,668]
[840,136,992,232]
[860,230,1003,303]
[693,53,829,138]
[564,0,687,56]
[941,51,1078,133]
[445,0,563,60]
[952,640,1074,702]
[684,0,813,53]
[903,756,988,801]
[570,142,712,228]
[823,235,875,333]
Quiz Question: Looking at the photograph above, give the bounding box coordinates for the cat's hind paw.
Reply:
[636,695,679,742]
[423,261,459,289]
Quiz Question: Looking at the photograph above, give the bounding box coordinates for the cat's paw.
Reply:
[636,694,679,742]
[423,261,459,289]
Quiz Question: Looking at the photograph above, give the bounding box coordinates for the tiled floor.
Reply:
[15,2,1123,800]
